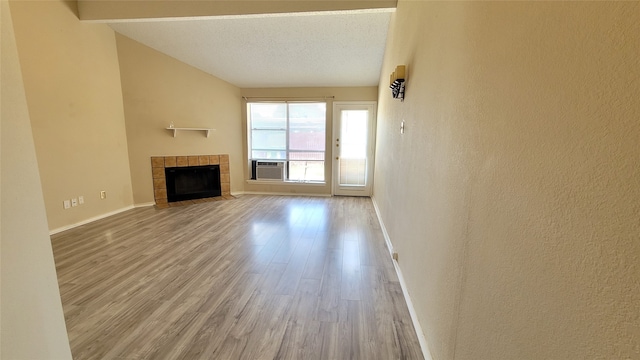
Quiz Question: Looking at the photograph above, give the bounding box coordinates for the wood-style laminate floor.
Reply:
[51,195,424,360]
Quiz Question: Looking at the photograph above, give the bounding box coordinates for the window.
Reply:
[249,102,326,182]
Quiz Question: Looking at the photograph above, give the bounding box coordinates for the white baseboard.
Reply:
[49,205,135,236]
[245,180,327,187]
[239,191,331,197]
[134,202,155,208]
[371,196,433,360]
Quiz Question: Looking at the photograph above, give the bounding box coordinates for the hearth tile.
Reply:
[220,173,230,184]
[155,198,168,205]
[176,156,188,167]
[154,189,167,200]
[220,163,230,174]
[209,155,220,165]
[219,154,229,164]
[152,167,165,179]
[151,157,165,168]
[164,156,176,167]
[198,155,209,165]
[223,195,235,200]
[188,156,199,166]
[155,203,170,209]
[153,178,166,190]
[221,183,230,193]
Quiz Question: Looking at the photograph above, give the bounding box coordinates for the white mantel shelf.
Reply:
[166,127,216,138]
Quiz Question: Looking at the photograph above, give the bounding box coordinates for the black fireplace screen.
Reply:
[165,165,221,202]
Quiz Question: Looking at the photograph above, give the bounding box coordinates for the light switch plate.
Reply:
[63,200,71,209]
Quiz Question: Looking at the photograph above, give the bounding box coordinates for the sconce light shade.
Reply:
[389,65,406,101]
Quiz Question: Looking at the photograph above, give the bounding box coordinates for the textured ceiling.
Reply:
[108,10,393,88]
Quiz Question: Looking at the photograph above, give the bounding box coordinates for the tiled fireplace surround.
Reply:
[151,154,232,209]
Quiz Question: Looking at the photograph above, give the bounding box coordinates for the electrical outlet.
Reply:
[71,198,78,207]
[63,200,71,209]
[78,196,84,205]
[100,191,106,199]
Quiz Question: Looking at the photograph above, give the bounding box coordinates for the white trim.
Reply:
[371,196,433,360]
[241,191,331,197]
[371,196,395,257]
[49,205,135,236]
[245,179,326,186]
[86,8,396,24]
[134,202,155,208]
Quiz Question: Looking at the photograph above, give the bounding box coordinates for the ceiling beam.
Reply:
[78,0,398,22]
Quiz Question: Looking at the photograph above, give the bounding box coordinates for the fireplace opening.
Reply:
[165,165,221,202]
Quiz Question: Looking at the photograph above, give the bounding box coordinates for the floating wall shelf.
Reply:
[166,127,216,138]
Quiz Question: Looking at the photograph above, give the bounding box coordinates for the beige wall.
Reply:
[10,0,134,231]
[241,87,377,195]
[1,1,72,357]
[115,34,244,204]
[375,1,640,360]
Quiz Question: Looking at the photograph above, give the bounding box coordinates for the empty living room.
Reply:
[2,1,639,360]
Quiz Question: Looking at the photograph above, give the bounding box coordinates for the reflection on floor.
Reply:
[51,195,424,360]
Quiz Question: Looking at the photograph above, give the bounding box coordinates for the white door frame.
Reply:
[332,101,377,196]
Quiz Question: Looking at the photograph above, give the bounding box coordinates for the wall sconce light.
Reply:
[389,65,406,101]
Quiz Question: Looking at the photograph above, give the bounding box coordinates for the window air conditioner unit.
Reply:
[256,161,285,181]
